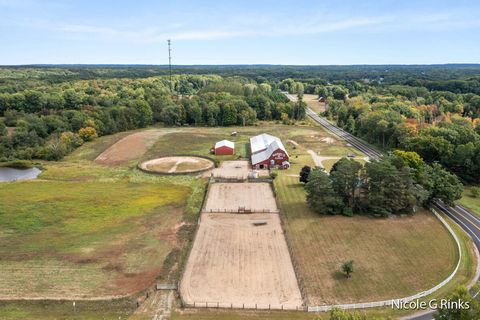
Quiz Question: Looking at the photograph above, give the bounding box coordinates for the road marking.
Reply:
[449,206,480,234]
[434,204,480,244]
[456,205,480,225]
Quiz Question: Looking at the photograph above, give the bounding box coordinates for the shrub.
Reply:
[269,172,278,180]
[60,131,84,151]
[78,127,98,142]
[342,260,354,278]
[471,187,480,198]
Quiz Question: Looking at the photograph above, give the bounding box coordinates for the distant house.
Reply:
[250,133,289,169]
[214,140,235,155]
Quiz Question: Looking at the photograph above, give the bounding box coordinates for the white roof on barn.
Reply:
[250,133,281,154]
[250,134,288,165]
[215,139,235,149]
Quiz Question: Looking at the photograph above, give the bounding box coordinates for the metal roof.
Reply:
[250,133,281,154]
[215,140,235,149]
[250,134,288,165]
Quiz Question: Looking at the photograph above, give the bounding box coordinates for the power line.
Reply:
[168,39,172,93]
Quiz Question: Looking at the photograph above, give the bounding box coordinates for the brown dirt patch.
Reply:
[95,129,173,166]
[212,160,251,180]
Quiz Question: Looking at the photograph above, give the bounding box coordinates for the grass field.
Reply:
[0,161,206,299]
[274,144,459,305]
[302,94,326,114]
[458,186,480,216]
[320,158,366,172]
[0,299,135,320]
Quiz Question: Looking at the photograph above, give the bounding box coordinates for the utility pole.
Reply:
[167,39,172,93]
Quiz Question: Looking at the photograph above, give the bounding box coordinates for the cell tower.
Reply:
[168,39,172,93]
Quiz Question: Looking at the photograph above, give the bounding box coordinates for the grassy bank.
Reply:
[458,186,480,217]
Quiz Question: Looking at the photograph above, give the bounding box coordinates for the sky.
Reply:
[0,0,480,65]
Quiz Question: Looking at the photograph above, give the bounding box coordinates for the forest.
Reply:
[1,65,479,186]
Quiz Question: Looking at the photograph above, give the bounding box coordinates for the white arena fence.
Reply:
[308,209,462,312]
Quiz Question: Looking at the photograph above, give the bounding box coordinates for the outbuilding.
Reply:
[214,140,235,155]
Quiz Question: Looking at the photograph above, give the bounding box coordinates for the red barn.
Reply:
[250,133,290,169]
[214,140,235,155]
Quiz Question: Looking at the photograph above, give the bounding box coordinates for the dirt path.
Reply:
[134,290,174,320]
[287,139,299,146]
[307,150,338,169]
[307,149,369,169]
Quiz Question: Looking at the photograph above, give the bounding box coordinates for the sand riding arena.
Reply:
[204,182,278,213]
[180,213,303,310]
[180,180,303,310]
[139,156,214,174]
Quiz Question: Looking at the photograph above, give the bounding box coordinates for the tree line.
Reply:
[319,81,480,184]
[302,151,463,217]
[0,74,306,161]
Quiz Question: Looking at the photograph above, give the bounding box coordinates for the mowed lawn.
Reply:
[457,186,480,217]
[0,162,204,299]
[274,154,458,305]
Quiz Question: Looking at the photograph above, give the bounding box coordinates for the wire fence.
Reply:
[183,301,306,311]
[205,208,278,214]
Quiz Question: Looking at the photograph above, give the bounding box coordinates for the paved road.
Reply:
[283,92,480,320]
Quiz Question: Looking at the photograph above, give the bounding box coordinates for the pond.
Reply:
[0,167,42,182]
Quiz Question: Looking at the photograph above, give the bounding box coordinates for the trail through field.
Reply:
[134,290,174,320]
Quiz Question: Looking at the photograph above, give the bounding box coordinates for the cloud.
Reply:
[5,7,480,44]
[55,16,385,43]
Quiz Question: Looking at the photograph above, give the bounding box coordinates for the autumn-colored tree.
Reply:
[78,127,98,142]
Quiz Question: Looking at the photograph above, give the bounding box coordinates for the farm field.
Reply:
[457,186,480,217]
[204,183,278,213]
[274,151,460,305]
[0,161,205,299]
[0,122,472,319]
[180,213,302,310]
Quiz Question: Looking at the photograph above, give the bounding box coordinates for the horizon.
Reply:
[1,0,480,65]
[3,63,480,67]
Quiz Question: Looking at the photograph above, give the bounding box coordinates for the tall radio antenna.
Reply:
[167,39,172,93]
